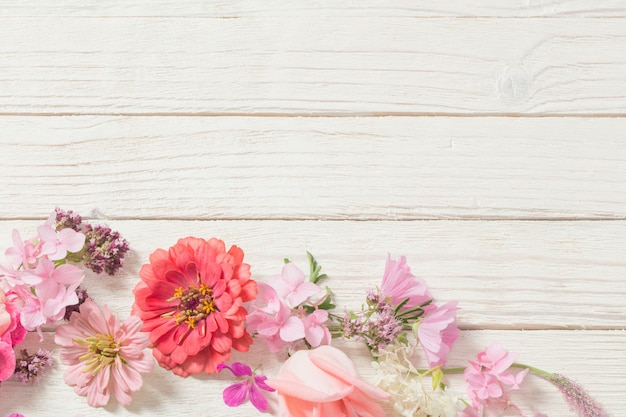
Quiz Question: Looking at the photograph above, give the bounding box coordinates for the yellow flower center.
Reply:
[165,285,216,329]
[75,333,120,375]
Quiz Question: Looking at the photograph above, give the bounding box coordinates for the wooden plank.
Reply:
[1,219,625,329]
[3,329,623,416]
[1,1,625,17]
[1,18,626,115]
[2,116,626,220]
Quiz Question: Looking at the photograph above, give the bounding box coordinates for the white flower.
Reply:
[373,337,464,417]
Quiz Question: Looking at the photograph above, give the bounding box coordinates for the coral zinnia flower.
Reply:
[54,299,153,407]
[132,237,257,377]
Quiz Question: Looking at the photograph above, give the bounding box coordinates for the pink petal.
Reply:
[58,228,86,253]
[279,316,305,342]
[248,381,270,412]
[223,381,249,407]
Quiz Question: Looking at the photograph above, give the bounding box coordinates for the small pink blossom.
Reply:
[248,284,306,352]
[464,343,530,415]
[5,229,41,268]
[217,362,276,412]
[268,262,320,308]
[417,301,459,368]
[37,224,85,261]
[301,309,331,348]
[55,299,153,407]
[380,254,434,312]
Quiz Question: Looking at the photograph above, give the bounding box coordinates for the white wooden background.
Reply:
[1,2,625,416]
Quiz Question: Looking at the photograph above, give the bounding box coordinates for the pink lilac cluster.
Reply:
[247,261,332,352]
[343,254,460,368]
[461,343,545,417]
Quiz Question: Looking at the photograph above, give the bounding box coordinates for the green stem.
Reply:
[415,363,554,378]
[511,362,554,379]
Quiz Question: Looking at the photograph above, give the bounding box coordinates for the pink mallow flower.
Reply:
[217,362,276,412]
[380,254,434,313]
[417,301,459,368]
[55,299,153,407]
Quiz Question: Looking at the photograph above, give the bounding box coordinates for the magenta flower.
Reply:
[217,362,276,412]
[55,299,153,407]
[417,301,459,368]
[380,254,434,313]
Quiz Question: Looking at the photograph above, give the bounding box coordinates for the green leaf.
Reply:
[283,258,291,264]
[431,367,444,391]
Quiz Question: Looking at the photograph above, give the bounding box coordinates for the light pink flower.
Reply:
[380,254,434,312]
[37,224,85,261]
[417,301,459,368]
[5,229,41,268]
[301,308,331,348]
[266,345,390,417]
[18,260,84,331]
[247,283,306,352]
[463,343,529,415]
[55,299,153,407]
[269,262,320,308]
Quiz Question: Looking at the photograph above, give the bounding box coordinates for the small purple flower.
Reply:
[82,224,130,275]
[63,286,91,321]
[54,207,83,232]
[12,349,54,384]
[217,362,276,412]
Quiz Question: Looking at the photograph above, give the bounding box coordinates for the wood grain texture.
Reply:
[2,116,626,220]
[2,0,626,17]
[1,219,624,329]
[1,17,626,115]
[3,329,623,416]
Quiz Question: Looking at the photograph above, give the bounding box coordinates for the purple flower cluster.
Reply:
[12,349,54,384]
[54,208,130,275]
[63,286,91,321]
[82,224,130,275]
[53,207,83,232]
[342,292,404,353]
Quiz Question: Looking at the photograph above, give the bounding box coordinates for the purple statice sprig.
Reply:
[63,286,91,321]
[217,362,276,412]
[12,348,54,384]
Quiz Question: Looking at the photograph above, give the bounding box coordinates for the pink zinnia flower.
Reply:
[55,299,153,407]
[417,301,459,368]
[380,254,434,313]
[217,362,275,412]
[132,237,257,377]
